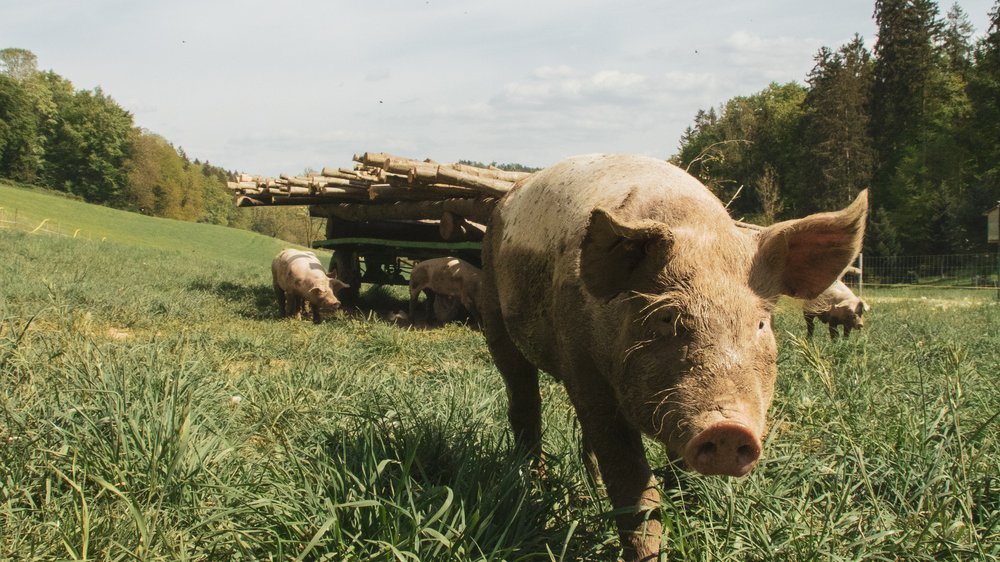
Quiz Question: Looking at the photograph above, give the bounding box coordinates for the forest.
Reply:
[0,47,317,245]
[2,0,999,255]
[674,0,1000,256]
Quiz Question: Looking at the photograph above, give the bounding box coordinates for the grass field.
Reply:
[1,189,998,561]
[0,181,312,263]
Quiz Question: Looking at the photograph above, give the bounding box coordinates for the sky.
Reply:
[2,0,997,177]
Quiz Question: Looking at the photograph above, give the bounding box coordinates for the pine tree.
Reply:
[965,1,1000,250]
[871,0,943,208]
[800,35,876,213]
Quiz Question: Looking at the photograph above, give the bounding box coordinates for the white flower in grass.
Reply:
[230,394,243,407]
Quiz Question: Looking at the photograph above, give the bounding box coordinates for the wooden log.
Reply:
[286,177,313,188]
[407,163,441,184]
[449,163,532,183]
[310,198,497,224]
[343,167,380,180]
[354,152,414,168]
[320,168,376,183]
[384,157,428,176]
[312,186,370,199]
[368,184,480,201]
[435,166,512,196]
[439,211,485,242]
[235,195,265,207]
[383,173,412,189]
[240,196,351,207]
[320,177,371,189]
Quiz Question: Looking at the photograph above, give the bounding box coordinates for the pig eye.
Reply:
[654,309,684,337]
[757,317,770,334]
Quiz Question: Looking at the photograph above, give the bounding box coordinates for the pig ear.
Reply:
[580,207,673,300]
[327,270,338,279]
[751,190,868,300]
[329,278,350,291]
[309,287,323,297]
[858,300,870,314]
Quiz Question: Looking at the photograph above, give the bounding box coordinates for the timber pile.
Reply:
[227,152,533,226]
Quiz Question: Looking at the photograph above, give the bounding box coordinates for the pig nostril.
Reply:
[696,441,717,463]
[737,444,757,462]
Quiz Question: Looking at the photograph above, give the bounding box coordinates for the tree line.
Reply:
[0,48,318,245]
[673,0,1000,256]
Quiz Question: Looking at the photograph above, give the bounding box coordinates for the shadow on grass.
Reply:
[187,279,278,320]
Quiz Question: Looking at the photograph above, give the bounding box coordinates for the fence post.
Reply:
[858,253,864,296]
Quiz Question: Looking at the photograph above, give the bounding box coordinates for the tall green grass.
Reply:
[1,228,997,561]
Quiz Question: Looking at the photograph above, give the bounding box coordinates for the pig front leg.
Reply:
[408,286,421,324]
[804,314,815,338]
[274,286,287,317]
[828,322,840,340]
[286,294,302,319]
[575,400,662,561]
[483,319,542,459]
[423,289,438,325]
[312,303,323,324]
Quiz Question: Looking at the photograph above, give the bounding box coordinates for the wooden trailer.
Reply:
[230,152,532,305]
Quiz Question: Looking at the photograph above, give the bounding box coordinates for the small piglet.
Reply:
[271,249,349,323]
[408,257,482,326]
[803,280,870,339]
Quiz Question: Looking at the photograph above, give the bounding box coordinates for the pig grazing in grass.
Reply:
[408,257,482,326]
[481,154,867,560]
[803,279,870,339]
[271,249,349,324]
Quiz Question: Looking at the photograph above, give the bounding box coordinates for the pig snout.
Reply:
[318,293,342,311]
[684,420,762,477]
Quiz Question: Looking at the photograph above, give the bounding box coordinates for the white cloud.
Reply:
[722,31,825,82]
[9,0,996,175]
[532,65,575,79]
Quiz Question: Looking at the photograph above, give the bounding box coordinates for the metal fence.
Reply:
[858,253,999,290]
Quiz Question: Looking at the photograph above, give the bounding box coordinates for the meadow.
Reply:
[1,187,998,561]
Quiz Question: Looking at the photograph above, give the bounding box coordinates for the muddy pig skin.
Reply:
[803,280,870,339]
[480,154,867,560]
[271,249,349,324]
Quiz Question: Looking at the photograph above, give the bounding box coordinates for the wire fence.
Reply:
[0,206,100,241]
[2,204,998,294]
[857,253,999,290]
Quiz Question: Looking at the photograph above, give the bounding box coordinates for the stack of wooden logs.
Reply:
[227,152,533,226]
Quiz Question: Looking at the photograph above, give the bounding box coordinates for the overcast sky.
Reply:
[2,0,996,176]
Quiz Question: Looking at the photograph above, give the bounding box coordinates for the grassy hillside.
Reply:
[0,181,316,264]
[0,224,998,561]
